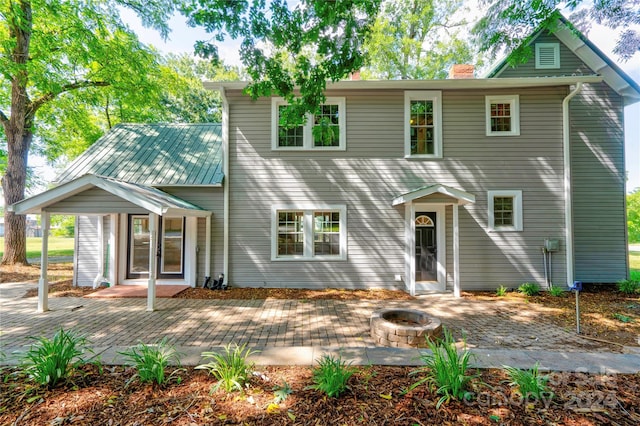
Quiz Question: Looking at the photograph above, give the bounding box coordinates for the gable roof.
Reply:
[392,184,476,206]
[486,14,640,106]
[55,123,224,186]
[10,174,212,217]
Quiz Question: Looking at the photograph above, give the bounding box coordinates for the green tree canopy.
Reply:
[473,0,640,63]
[628,188,640,243]
[363,0,479,80]
[1,0,180,264]
[182,0,382,122]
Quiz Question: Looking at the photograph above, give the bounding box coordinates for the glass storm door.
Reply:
[127,215,185,279]
[415,212,437,281]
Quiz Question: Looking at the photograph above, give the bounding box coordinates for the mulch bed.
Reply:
[2,364,640,425]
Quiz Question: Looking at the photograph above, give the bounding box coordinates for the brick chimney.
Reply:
[349,69,361,80]
[448,64,475,79]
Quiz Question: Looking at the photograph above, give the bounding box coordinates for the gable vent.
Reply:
[535,43,560,69]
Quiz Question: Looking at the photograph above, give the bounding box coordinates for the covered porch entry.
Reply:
[9,174,213,312]
[392,184,475,297]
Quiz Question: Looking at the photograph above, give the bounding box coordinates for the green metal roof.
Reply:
[55,123,223,186]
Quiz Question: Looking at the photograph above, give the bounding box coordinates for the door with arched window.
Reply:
[415,212,437,281]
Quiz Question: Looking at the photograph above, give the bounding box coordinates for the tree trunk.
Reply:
[1,0,33,265]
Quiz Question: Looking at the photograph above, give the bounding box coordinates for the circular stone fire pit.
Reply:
[370,308,442,348]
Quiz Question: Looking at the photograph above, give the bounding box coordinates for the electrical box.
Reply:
[544,238,560,252]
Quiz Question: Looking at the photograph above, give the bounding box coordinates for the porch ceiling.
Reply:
[9,174,212,217]
[392,184,476,206]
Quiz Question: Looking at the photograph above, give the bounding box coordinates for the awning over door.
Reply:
[10,174,211,217]
[392,184,476,206]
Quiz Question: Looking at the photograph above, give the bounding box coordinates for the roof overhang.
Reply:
[9,174,212,217]
[486,16,640,106]
[206,75,603,92]
[392,184,476,206]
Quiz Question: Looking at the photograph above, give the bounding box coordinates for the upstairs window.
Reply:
[488,190,523,232]
[272,205,347,260]
[485,95,520,136]
[272,98,346,150]
[535,43,560,69]
[405,91,442,158]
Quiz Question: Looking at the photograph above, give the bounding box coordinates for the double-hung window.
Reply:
[488,190,523,232]
[272,98,346,150]
[272,205,347,260]
[404,91,443,158]
[485,95,520,136]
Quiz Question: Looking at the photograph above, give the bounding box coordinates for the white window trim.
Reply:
[404,91,443,158]
[485,95,520,136]
[271,97,346,151]
[535,43,560,69]
[488,190,523,232]
[271,204,348,261]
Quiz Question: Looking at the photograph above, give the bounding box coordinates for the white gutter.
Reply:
[562,82,583,287]
[220,87,230,284]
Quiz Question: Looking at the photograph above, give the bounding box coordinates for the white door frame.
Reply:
[405,203,446,295]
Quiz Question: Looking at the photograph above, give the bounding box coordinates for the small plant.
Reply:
[503,363,553,401]
[518,282,540,296]
[273,381,293,403]
[548,285,565,297]
[20,329,94,388]
[119,337,183,386]
[197,343,256,392]
[612,313,634,323]
[309,354,356,398]
[617,279,639,294]
[495,285,508,297]
[409,327,478,408]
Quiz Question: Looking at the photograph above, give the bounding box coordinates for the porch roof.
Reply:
[9,174,212,217]
[392,184,476,206]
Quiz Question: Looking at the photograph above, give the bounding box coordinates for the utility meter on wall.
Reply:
[544,238,560,252]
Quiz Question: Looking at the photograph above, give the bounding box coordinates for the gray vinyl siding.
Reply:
[496,32,628,283]
[571,84,628,282]
[75,215,101,287]
[47,188,148,214]
[160,187,224,286]
[227,86,568,291]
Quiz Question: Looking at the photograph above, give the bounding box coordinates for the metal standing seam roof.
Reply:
[55,123,224,186]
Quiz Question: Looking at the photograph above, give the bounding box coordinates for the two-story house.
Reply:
[11,15,639,311]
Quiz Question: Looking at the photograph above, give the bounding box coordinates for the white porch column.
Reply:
[147,213,159,312]
[108,214,117,286]
[453,204,461,298]
[38,212,50,313]
[205,214,211,280]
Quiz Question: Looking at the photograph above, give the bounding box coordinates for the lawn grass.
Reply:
[629,251,639,281]
[0,236,74,259]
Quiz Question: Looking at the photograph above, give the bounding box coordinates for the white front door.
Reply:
[406,204,446,294]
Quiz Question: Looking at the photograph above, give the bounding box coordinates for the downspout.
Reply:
[562,82,582,287]
[220,87,230,285]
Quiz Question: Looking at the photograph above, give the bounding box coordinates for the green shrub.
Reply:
[409,327,478,408]
[20,329,94,388]
[197,343,256,392]
[630,270,640,282]
[548,285,565,297]
[503,363,553,401]
[518,282,540,296]
[617,279,639,294]
[119,337,183,386]
[309,354,356,398]
[495,285,508,297]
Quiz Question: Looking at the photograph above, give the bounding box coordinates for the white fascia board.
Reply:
[392,184,476,206]
[163,208,212,218]
[209,76,603,93]
[9,175,99,214]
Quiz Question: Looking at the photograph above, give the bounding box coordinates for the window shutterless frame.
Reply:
[487,190,523,232]
[271,97,346,150]
[404,91,443,158]
[271,205,347,260]
[485,95,520,136]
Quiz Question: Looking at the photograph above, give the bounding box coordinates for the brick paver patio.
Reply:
[0,282,610,354]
